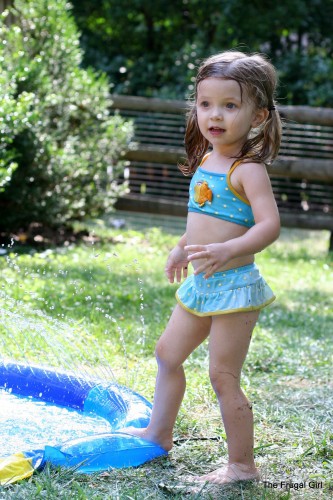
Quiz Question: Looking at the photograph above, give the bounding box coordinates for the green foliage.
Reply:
[71,0,333,104]
[277,51,333,106]
[0,0,133,231]
[0,64,35,191]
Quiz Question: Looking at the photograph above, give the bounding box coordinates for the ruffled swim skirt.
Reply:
[176,263,275,317]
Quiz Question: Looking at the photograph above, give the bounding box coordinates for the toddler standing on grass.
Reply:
[129,50,282,484]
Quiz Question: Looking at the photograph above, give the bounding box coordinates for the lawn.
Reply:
[0,221,332,499]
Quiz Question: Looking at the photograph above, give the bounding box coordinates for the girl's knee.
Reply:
[209,366,240,397]
[155,339,181,371]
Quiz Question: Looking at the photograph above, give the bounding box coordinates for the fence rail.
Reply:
[112,95,333,249]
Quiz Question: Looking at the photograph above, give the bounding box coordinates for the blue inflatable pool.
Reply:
[0,362,167,484]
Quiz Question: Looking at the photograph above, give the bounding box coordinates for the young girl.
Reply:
[130,50,282,484]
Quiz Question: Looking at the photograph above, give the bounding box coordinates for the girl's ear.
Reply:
[251,108,269,128]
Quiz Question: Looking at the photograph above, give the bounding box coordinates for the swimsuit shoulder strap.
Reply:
[227,159,251,206]
[227,158,243,176]
[200,152,211,166]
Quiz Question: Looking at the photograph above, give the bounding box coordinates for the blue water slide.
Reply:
[0,361,167,483]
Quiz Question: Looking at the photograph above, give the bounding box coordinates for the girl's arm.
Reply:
[186,163,280,278]
[165,233,189,283]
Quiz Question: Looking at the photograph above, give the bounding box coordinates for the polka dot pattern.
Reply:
[188,166,255,227]
[176,264,275,317]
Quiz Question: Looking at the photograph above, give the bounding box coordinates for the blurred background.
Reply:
[1,0,332,242]
[71,0,333,106]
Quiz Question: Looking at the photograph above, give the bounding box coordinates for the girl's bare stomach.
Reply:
[186,212,254,272]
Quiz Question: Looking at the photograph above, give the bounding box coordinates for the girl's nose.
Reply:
[211,108,223,120]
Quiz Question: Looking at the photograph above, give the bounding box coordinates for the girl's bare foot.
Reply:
[194,463,260,484]
[120,426,173,452]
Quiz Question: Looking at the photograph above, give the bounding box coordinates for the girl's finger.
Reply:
[187,251,209,262]
[176,266,182,282]
[204,267,215,279]
[184,245,206,253]
[193,263,210,275]
[165,266,175,283]
[194,260,217,276]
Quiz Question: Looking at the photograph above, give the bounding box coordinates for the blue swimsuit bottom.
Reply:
[176,263,275,317]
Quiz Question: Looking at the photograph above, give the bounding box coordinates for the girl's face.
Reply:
[196,77,265,155]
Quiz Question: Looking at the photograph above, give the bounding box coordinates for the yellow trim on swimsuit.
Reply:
[188,155,255,227]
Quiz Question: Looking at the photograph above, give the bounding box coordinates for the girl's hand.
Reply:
[185,243,232,279]
[165,245,189,283]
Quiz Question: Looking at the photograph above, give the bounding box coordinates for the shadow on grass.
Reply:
[263,288,332,339]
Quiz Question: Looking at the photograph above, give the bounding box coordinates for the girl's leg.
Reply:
[129,304,211,450]
[197,310,260,484]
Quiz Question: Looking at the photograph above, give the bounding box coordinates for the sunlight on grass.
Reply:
[0,225,332,498]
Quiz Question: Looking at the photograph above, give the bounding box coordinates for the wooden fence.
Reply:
[112,95,333,249]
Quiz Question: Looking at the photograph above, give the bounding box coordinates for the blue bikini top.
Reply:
[188,155,255,228]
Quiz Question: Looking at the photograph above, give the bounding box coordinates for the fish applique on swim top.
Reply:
[188,156,255,228]
[193,180,213,207]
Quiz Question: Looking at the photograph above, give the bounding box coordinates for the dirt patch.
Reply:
[0,222,99,250]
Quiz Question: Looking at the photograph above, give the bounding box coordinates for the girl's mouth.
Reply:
[209,127,225,136]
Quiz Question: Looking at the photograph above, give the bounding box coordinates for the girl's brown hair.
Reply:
[180,50,282,175]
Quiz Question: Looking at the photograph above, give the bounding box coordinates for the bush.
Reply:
[0,0,133,231]
[277,51,333,107]
[0,64,35,193]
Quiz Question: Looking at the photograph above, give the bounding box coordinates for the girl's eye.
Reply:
[226,103,236,109]
[199,101,210,108]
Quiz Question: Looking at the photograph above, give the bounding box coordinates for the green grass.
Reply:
[0,224,332,499]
